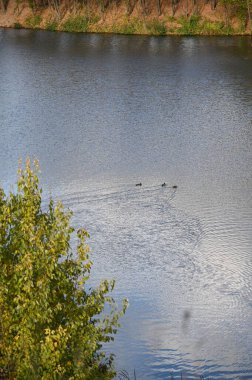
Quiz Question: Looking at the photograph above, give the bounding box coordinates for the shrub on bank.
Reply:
[0,159,127,379]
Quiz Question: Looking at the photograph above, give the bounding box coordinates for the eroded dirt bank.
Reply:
[0,0,251,35]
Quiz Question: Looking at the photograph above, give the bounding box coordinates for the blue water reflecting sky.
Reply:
[0,30,252,379]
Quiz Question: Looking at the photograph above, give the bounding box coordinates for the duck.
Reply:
[172,185,178,189]
[135,183,142,187]
[161,183,166,187]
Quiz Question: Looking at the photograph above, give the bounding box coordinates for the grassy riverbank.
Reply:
[1,0,252,35]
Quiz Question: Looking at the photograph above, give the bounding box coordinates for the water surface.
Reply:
[0,30,252,379]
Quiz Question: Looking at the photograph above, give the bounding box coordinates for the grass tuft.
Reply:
[62,15,99,33]
[13,22,22,29]
[62,16,89,32]
[111,18,166,35]
[111,18,143,34]
[145,19,167,35]
[178,15,201,34]
[45,19,58,31]
[176,15,235,35]
[25,15,42,28]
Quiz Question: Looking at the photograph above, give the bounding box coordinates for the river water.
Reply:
[0,29,252,379]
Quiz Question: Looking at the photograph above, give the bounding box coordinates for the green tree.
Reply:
[0,159,128,380]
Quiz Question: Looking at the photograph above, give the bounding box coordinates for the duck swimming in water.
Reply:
[172,185,178,189]
[161,183,166,187]
[135,183,142,186]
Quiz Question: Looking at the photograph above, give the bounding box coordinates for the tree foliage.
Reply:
[0,159,127,380]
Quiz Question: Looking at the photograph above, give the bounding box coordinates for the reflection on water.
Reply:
[0,30,252,379]
[55,182,252,380]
